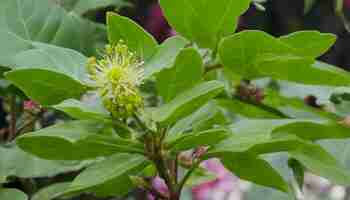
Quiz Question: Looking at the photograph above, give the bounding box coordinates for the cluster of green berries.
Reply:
[87,42,144,118]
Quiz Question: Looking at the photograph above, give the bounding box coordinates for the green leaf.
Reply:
[152,81,224,125]
[62,0,130,15]
[192,108,228,132]
[159,0,251,49]
[77,134,145,155]
[230,118,350,141]
[168,129,230,152]
[65,154,148,197]
[0,31,32,67]
[111,121,137,139]
[5,69,86,106]
[288,158,305,191]
[245,154,294,200]
[185,167,217,187]
[219,30,291,77]
[272,120,350,141]
[156,48,203,102]
[53,99,110,121]
[214,98,283,119]
[279,31,336,58]
[206,118,350,158]
[320,139,350,169]
[290,143,350,185]
[0,144,88,182]
[32,182,71,200]
[2,39,90,106]
[107,12,158,61]
[219,30,350,86]
[11,42,89,82]
[0,188,27,200]
[208,133,305,156]
[16,120,107,160]
[312,61,350,83]
[246,186,292,200]
[144,36,188,78]
[167,103,219,141]
[220,153,290,193]
[0,0,107,56]
[330,92,350,117]
[262,89,338,120]
[16,121,144,160]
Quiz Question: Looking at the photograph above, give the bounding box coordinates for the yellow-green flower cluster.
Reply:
[87,42,144,118]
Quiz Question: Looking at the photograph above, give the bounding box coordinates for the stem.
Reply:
[134,114,156,135]
[19,178,37,197]
[9,95,16,140]
[204,63,223,74]
[142,119,180,199]
[151,129,179,199]
[174,155,178,183]
[155,154,178,199]
[335,0,343,13]
[345,187,350,200]
[17,114,40,135]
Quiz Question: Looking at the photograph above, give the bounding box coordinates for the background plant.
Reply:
[2,0,350,200]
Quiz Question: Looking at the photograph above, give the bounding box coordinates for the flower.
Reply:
[147,176,169,200]
[87,42,144,118]
[23,100,40,111]
[192,159,242,200]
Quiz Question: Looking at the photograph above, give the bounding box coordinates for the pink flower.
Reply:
[23,100,40,111]
[147,176,169,200]
[192,159,240,200]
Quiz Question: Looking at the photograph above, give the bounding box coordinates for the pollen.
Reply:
[87,41,144,118]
